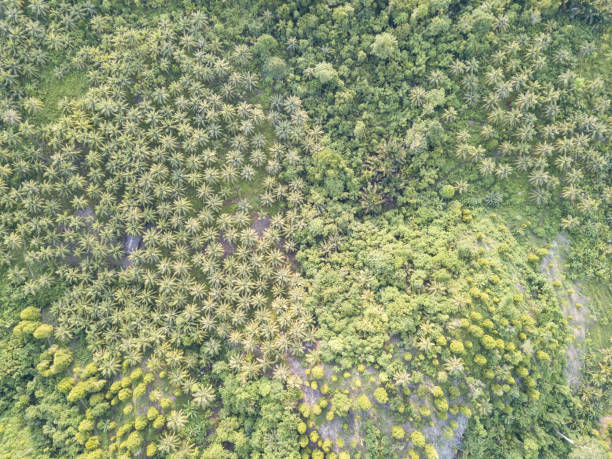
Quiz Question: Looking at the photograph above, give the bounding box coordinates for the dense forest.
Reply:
[0,0,610,458]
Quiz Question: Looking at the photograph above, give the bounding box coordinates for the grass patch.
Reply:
[0,410,42,459]
[32,70,88,125]
[583,282,612,350]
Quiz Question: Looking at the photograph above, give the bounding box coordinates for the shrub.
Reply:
[373,387,388,404]
[411,430,426,448]
[160,398,172,409]
[440,184,455,199]
[42,346,73,376]
[20,306,41,321]
[129,368,142,380]
[109,381,121,394]
[299,402,310,418]
[68,380,98,403]
[469,324,484,338]
[370,32,398,59]
[254,34,277,56]
[117,388,131,401]
[81,364,97,378]
[425,443,439,459]
[312,450,324,459]
[147,406,159,421]
[152,415,165,429]
[79,419,95,433]
[392,425,405,439]
[434,397,449,412]
[536,350,551,361]
[89,392,103,406]
[133,383,147,399]
[89,401,110,419]
[33,324,53,339]
[481,335,496,349]
[85,436,100,450]
[58,377,75,393]
[457,242,473,260]
[264,57,287,79]
[311,365,325,379]
[13,320,38,337]
[146,443,157,457]
[125,431,143,451]
[356,394,372,410]
[134,416,147,431]
[313,62,338,85]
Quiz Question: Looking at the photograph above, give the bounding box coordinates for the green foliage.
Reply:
[372,387,389,405]
[67,379,105,403]
[311,365,325,379]
[132,383,146,400]
[33,324,53,340]
[313,62,339,85]
[371,33,398,59]
[19,307,41,322]
[152,415,165,430]
[332,392,351,417]
[124,431,143,451]
[0,1,609,458]
[147,406,159,421]
[356,394,372,411]
[37,346,73,377]
[450,340,465,354]
[134,416,147,431]
[264,56,287,80]
[411,430,426,448]
[391,425,405,440]
[146,442,157,457]
[440,185,456,199]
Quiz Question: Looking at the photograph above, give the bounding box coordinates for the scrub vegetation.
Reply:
[0,0,610,458]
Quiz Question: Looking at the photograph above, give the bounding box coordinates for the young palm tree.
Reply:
[158,432,180,454]
[528,168,551,187]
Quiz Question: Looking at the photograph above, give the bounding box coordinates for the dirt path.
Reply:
[540,234,593,389]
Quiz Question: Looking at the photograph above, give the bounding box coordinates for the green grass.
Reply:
[0,410,42,459]
[583,282,612,350]
[33,70,88,125]
[576,30,611,81]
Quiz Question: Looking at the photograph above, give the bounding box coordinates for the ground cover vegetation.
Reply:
[0,0,610,458]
